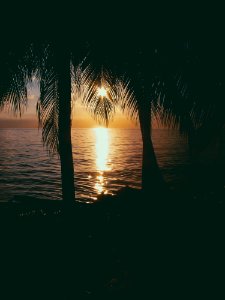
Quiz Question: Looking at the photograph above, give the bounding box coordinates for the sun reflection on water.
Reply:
[93,127,111,195]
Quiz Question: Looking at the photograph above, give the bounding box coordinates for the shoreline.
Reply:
[0,186,224,297]
[0,184,225,216]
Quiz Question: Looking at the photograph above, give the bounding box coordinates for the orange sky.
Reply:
[0,84,164,129]
[0,89,138,129]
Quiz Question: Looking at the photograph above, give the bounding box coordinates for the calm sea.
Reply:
[0,128,191,202]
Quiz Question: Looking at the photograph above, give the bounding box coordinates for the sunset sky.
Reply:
[0,86,137,129]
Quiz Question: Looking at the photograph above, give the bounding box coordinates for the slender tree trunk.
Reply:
[139,104,165,193]
[56,49,75,205]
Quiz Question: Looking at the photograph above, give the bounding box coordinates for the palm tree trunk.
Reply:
[56,50,75,205]
[139,104,164,193]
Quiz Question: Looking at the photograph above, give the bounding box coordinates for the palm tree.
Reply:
[0,41,93,205]
[0,40,133,205]
[2,37,223,204]
[88,38,225,195]
[88,42,168,194]
[83,68,165,195]
[156,40,225,154]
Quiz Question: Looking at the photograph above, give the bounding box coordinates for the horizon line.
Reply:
[0,127,169,130]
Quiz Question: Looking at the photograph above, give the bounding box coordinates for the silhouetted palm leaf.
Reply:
[156,46,225,151]
[0,61,28,116]
[23,44,94,154]
[82,69,136,126]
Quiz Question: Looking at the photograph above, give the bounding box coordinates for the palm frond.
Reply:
[27,43,65,155]
[153,73,195,136]
[37,66,59,154]
[0,63,28,116]
[115,77,138,122]
[81,69,117,126]
[71,62,95,108]
[80,68,137,126]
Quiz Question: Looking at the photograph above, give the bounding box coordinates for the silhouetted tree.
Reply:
[157,40,225,155]
[89,37,225,194]
[0,40,92,205]
[0,40,132,204]
[88,40,170,193]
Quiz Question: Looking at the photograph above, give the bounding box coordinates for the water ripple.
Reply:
[0,128,190,202]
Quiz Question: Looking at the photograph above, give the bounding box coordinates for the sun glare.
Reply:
[94,127,110,171]
[97,87,107,97]
[93,127,111,195]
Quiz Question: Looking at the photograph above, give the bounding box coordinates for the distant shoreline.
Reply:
[0,127,174,130]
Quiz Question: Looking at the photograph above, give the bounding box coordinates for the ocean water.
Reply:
[0,128,191,202]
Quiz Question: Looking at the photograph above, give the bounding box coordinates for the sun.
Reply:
[97,87,107,97]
